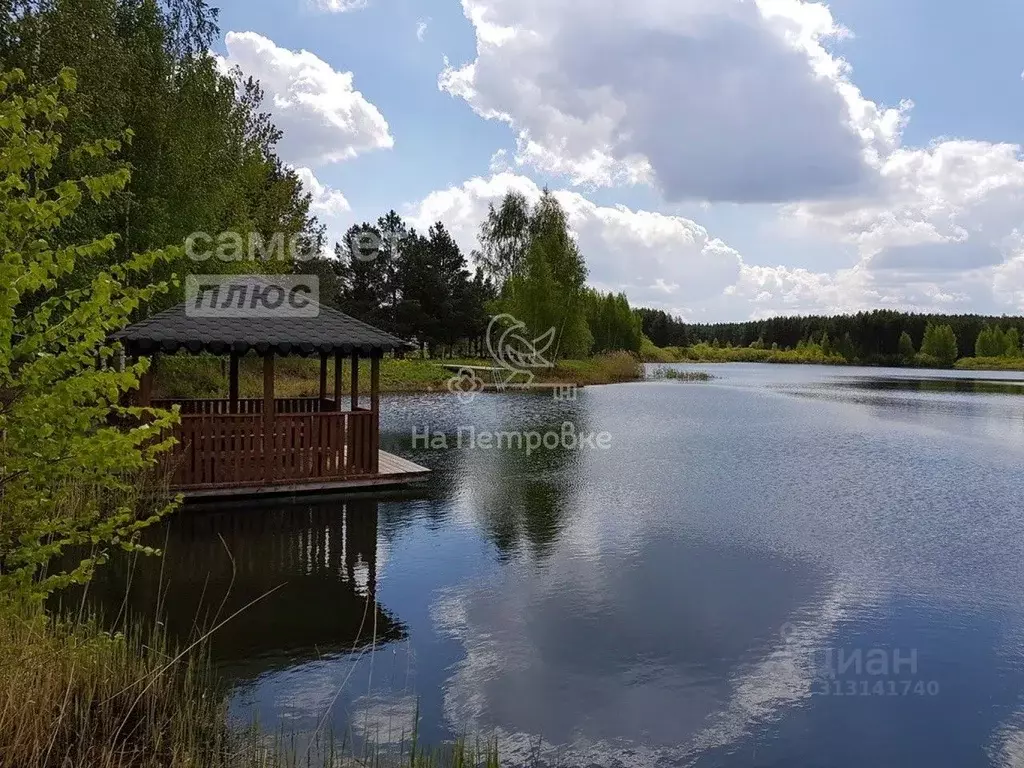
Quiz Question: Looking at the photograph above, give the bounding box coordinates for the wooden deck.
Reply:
[181,450,431,500]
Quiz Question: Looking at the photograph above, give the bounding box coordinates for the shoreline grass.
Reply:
[643,341,1024,373]
[647,367,713,382]
[0,604,499,768]
[0,605,229,768]
[954,356,1024,372]
[643,342,847,366]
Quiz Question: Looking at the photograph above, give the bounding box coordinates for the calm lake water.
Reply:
[90,364,1024,767]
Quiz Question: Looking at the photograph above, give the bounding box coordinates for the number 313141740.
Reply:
[814,680,940,696]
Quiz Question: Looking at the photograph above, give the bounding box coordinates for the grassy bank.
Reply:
[642,340,1024,373]
[641,341,846,366]
[955,357,1024,372]
[0,605,498,768]
[0,606,228,768]
[153,351,645,399]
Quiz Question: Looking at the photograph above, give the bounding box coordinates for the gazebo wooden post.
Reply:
[333,350,344,411]
[263,353,275,482]
[350,351,360,411]
[347,351,359,472]
[318,352,329,411]
[370,353,380,472]
[228,352,240,414]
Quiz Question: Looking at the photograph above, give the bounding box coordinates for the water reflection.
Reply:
[833,376,1024,397]
[435,534,837,766]
[87,498,404,679]
[74,370,1024,767]
[383,392,591,561]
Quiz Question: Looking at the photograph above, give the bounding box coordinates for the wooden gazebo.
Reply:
[111,294,430,498]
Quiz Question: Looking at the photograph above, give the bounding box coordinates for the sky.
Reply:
[211,0,1024,322]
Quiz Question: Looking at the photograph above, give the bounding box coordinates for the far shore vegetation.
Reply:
[639,310,1024,371]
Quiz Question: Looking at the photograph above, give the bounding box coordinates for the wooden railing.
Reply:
[153,397,336,415]
[166,409,378,490]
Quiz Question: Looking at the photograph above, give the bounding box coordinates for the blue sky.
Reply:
[212,0,1024,321]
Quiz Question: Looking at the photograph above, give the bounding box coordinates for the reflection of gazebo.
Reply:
[111,292,429,497]
[85,499,405,675]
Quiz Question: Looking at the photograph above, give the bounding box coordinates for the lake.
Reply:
[90,364,1024,767]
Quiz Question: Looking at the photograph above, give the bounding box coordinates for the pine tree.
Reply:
[376,210,409,315]
[428,223,473,354]
[391,232,435,352]
[336,223,390,329]
[837,332,856,361]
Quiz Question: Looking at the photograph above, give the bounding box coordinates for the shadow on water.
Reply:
[832,376,1024,397]
[380,391,591,562]
[74,497,405,684]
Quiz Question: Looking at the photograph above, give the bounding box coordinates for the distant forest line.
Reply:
[638,308,1024,367]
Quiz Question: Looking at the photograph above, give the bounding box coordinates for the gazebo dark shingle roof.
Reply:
[111,298,408,357]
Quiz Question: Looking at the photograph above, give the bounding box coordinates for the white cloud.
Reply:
[310,0,367,12]
[434,0,1024,317]
[995,250,1024,313]
[291,167,355,255]
[786,141,1024,257]
[439,0,906,203]
[407,170,1024,319]
[219,31,393,166]
[416,19,430,42]
[293,167,351,217]
[781,139,1024,314]
[407,172,869,319]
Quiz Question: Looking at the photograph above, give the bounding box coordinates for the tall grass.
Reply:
[543,351,644,385]
[647,367,712,382]
[0,606,229,768]
[0,604,500,768]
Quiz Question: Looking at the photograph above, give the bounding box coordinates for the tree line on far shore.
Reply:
[309,192,642,360]
[637,308,1024,367]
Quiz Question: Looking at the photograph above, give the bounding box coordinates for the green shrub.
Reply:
[955,356,1024,371]
[0,69,178,601]
[155,354,227,399]
[639,335,681,363]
